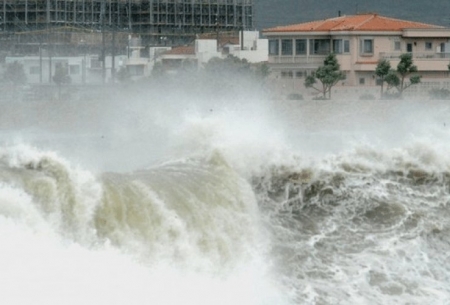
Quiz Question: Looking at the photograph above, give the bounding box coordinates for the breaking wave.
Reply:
[2,96,450,304]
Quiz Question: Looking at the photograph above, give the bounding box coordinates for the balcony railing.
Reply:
[380,52,450,59]
[268,55,326,65]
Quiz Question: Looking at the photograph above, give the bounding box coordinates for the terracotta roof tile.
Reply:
[164,46,195,55]
[218,37,240,46]
[264,14,443,33]
[197,33,240,47]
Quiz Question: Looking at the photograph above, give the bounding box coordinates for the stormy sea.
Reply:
[1,84,450,304]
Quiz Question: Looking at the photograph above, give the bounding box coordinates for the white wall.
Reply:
[196,40,221,66]
[5,55,127,84]
[149,47,172,60]
[239,31,260,50]
[228,38,268,63]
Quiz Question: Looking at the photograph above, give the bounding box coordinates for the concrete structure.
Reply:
[0,0,254,53]
[224,30,268,63]
[263,14,450,98]
[3,30,267,84]
[157,30,267,74]
[5,54,127,84]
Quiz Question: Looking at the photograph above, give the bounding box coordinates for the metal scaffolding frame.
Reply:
[0,0,253,49]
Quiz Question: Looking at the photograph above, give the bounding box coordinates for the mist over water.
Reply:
[1,75,450,304]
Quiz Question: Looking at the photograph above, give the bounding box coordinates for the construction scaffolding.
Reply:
[0,0,254,54]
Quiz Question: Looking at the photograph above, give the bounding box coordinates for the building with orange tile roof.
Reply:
[263,13,450,98]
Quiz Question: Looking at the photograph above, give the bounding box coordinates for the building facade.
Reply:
[263,14,450,97]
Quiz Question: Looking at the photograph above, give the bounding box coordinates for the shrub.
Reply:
[359,93,376,100]
[382,92,402,100]
[287,93,303,100]
[312,96,327,100]
[429,88,450,100]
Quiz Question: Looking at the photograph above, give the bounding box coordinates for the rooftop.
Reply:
[263,14,443,33]
[163,46,196,56]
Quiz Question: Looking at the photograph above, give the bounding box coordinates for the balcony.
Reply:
[380,52,450,60]
[380,52,450,71]
[268,55,325,65]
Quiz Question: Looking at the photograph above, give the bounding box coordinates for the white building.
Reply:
[5,54,127,84]
[224,31,269,63]
[263,14,450,98]
[3,31,268,84]
[155,31,268,74]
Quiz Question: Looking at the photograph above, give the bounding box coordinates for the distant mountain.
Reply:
[254,0,450,30]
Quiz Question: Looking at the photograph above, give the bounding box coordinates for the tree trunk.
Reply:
[399,76,405,97]
[380,79,384,99]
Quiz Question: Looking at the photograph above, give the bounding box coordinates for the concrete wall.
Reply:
[5,55,127,84]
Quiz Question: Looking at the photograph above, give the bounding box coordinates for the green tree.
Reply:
[53,62,71,100]
[199,55,267,96]
[203,55,252,76]
[205,55,268,80]
[181,58,197,72]
[255,62,270,80]
[304,53,345,99]
[375,59,391,99]
[385,53,421,97]
[3,61,26,85]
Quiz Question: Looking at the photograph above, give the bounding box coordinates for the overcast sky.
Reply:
[254,0,450,30]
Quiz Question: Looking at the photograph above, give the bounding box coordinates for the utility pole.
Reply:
[48,46,52,84]
[216,14,219,51]
[241,25,244,51]
[3,0,6,32]
[101,0,106,84]
[47,0,52,84]
[112,25,116,82]
[39,42,42,83]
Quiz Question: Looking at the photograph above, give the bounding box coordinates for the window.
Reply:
[407,43,413,53]
[394,41,401,51]
[269,39,279,55]
[333,39,349,54]
[30,66,40,75]
[333,39,343,54]
[360,39,373,55]
[359,78,365,85]
[281,71,293,78]
[295,71,304,78]
[425,42,433,50]
[295,39,307,55]
[344,40,350,53]
[281,39,293,55]
[309,39,330,55]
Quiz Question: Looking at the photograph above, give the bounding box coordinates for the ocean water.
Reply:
[1,87,450,305]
